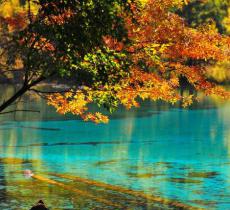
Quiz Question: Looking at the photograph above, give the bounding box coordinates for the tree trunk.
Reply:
[0,85,29,113]
[0,76,47,113]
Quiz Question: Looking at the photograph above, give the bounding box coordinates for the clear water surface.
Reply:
[0,86,229,209]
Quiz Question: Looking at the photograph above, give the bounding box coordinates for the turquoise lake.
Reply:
[0,88,229,209]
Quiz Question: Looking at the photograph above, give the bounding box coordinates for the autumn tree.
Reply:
[47,0,230,123]
[178,0,230,84]
[0,0,229,123]
[0,0,130,114]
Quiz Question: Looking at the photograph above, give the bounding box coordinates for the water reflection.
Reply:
[0,85,229,209]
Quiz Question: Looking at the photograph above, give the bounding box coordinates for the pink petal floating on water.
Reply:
[24,169,34,178]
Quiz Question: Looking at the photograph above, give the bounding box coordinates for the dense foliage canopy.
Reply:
[0,0,230,123]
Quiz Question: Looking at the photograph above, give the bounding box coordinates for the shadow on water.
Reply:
[17,126,61,131]
[0,140,155,148]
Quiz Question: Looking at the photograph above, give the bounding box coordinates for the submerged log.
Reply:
[30,200,48,210]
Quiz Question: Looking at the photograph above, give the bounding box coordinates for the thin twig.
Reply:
[0,109,40,115]
[30,88,71,94]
